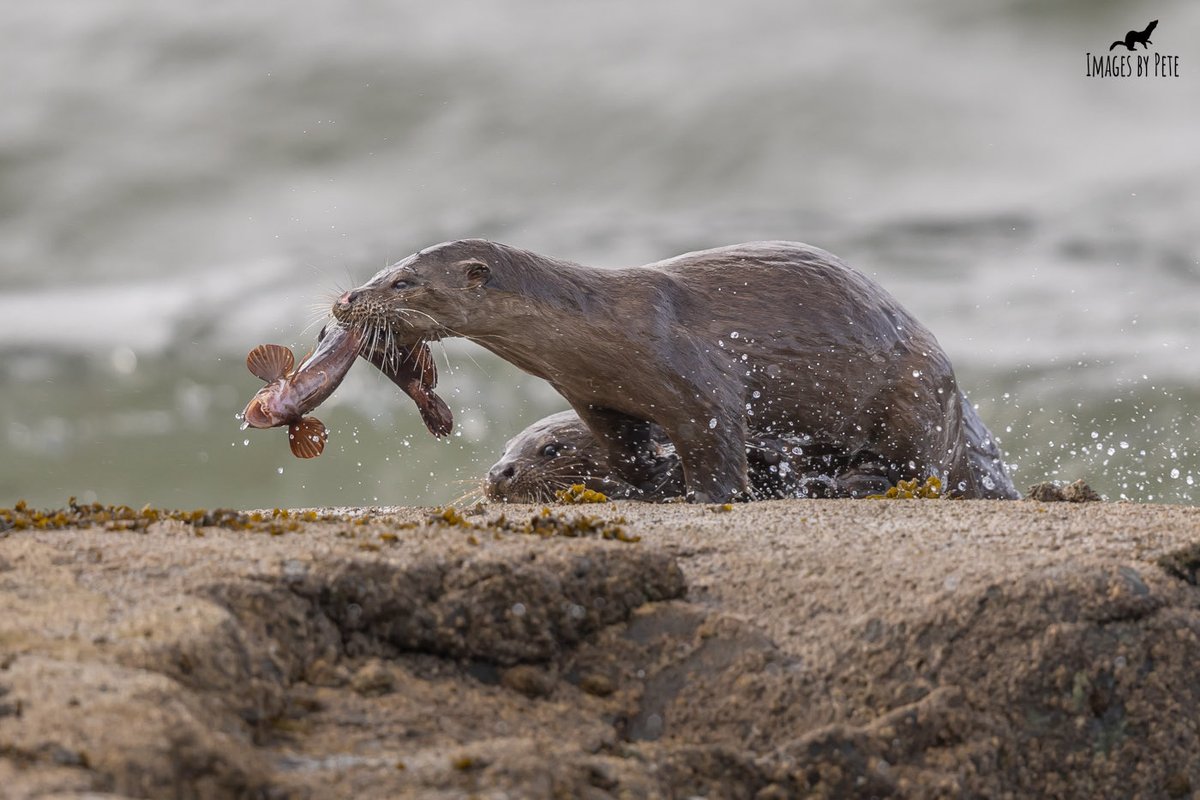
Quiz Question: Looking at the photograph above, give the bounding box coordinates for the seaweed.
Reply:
[426,505,639,543]
[0,497,640,545]
[0,497,406,537]
[554,484,610,504]
[867,476,944,500]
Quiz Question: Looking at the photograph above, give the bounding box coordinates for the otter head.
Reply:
[486,411,625,503]
[332,239,500,345]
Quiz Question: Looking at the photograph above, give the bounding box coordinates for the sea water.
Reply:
[0,1,1196,508]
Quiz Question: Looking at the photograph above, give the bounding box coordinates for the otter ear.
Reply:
[462,259,490,288]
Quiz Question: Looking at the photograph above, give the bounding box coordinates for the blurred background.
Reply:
[1,0,1196,509]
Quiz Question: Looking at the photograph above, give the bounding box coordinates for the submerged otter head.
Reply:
[332,239,504,345]
[486,410,648,503]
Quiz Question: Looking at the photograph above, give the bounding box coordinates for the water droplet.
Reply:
[239,421,250,431]
[243,439,250,446]
[730,331,740,339]
[911,370,922,378]
[277,467,284,475]
[708,418,718,429]
[1090,431,1100,439]
[1170,468,1180,479]
[511,603,526,617]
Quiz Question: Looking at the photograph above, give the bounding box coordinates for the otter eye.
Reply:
[539,443,561,458]
[391,278,411,290]
[463,260,490,287]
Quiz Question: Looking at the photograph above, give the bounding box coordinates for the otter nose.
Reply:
[336,290,360,309]
[487,463,516,497]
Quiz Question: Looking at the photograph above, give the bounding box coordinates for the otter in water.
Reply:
[487,410,853,502]
[332,239,1018,502]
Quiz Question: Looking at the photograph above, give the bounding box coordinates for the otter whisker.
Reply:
[303,261,347,294]
[299,311,335,338]
[433,339,454,373]
[394,307,440,328]
[389,328,406,374]
[449,485,486,507]
[368,323,383,370]
[453,343,488,376]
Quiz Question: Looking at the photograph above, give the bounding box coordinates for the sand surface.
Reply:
[1,498,1199,799]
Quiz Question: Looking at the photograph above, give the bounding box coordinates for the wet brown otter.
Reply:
[333,239,1018,502]
[487,410,851,502]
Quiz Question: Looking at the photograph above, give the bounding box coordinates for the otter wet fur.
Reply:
[333,239,1018,502]
[1110,19,1157,51]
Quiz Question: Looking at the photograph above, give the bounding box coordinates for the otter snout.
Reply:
[486,461,518,500]
[334,290,360,313]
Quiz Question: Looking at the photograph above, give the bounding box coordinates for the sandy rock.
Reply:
[0,500,1198,798]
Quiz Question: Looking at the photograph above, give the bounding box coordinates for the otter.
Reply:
[486,410,855,503]
[332,239,1018,502]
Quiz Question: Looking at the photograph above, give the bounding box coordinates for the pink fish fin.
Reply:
[246,344,295,383]
[288,417,328,458]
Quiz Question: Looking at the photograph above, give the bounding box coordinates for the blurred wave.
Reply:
[1,0,1196,506]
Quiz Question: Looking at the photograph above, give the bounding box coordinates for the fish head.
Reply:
[242,383,297,429]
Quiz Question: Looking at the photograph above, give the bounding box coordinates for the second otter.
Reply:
[487,410,856,502]
[333,239,1018,501]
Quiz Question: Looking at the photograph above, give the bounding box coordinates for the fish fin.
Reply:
[246,344,295,382]
[288,417,327,458]
[414,388,454,438]
[358,339,448,435]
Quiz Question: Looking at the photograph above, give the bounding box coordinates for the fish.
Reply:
[354,330,454,438]
[241,324,454,459]
[242,324,364,458]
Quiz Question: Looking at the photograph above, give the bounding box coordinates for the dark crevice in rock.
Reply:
[1157,542,1200,586]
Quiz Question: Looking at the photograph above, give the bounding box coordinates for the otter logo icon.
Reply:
[1109,20,1157,52]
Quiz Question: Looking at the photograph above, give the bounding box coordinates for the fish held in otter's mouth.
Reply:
[241,323,455,459]
[241,324,363,458]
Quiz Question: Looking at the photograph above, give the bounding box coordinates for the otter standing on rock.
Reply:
[332,239,1018,502]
